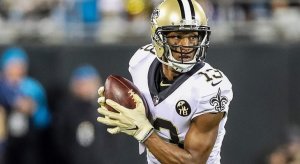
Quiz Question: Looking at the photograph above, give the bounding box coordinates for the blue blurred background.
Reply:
[0,0,300,164]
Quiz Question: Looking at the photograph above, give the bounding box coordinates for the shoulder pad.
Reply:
[129,44,155,68]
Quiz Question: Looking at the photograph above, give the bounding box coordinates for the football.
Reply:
[104,75,148,115]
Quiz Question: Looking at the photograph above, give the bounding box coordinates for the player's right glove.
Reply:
[97,87,154,143]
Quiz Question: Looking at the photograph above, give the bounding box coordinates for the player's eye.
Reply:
[188,35,199,41]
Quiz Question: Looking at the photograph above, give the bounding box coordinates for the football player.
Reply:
[97,0,233,163]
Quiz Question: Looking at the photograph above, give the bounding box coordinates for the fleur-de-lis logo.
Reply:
[210,88,228,112]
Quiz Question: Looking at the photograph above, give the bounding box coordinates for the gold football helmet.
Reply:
[151,0,210,73]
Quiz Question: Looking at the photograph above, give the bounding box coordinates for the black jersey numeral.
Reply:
[198,69,223,86]
[153,118,179,145]
[140,44,155,54]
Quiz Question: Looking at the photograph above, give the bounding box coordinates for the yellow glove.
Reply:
[97,86,105,106]
[97,87,153,143]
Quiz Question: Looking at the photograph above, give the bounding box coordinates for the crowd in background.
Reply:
[0,46,147,164]
[267,125,300,164]
[0,0,300,44]
[0,46,103,164]
[0,47,51,164]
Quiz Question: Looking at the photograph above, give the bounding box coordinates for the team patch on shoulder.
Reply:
[175,100,191,117]
[209,88,228,112]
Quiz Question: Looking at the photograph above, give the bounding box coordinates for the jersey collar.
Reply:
[148,59,205,106]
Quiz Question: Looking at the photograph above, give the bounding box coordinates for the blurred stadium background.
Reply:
[1,0,300,164]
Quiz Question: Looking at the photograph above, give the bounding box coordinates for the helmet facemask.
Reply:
[153,26,210,73]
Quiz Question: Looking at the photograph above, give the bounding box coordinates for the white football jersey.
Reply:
[129,44,233,164]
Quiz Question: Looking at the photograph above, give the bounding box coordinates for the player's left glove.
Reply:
[97,92,153,143]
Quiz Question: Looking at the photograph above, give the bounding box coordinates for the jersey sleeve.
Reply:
[192,72,233,120]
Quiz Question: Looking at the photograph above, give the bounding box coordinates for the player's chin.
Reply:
[181,57,194,62]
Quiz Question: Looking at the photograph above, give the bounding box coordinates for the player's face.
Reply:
[166,31,199,62]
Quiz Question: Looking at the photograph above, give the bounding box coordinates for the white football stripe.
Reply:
[181,0,192,20]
